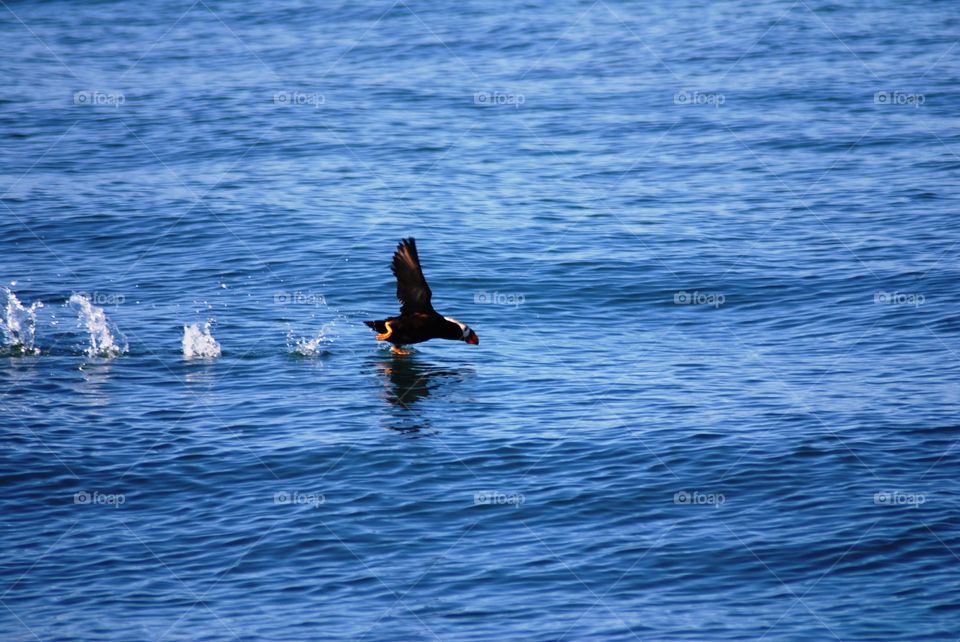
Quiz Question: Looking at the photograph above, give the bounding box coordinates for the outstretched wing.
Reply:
[391,237,433,314]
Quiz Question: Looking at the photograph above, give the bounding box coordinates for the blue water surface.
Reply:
[2,0,959,640]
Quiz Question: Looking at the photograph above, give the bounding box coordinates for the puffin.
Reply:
[365,238,479,354]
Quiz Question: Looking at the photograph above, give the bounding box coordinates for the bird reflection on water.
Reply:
[374,354,466,434]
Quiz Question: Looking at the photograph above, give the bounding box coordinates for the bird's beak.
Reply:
[466,331,479,345]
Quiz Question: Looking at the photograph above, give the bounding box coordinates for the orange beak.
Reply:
[466,331,479,345]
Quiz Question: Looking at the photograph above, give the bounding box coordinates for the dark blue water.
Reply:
[2,1,960,640]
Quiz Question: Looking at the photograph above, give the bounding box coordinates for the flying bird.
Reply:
[365,238,479,354]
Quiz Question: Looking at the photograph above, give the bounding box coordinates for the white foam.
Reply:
[286,321,335,357]
[182,322,221,359]
[0,287,43,355]
[69,293,127,358]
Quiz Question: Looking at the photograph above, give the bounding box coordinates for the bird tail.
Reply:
[364,320,387,333]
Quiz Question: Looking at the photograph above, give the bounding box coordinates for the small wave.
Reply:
[69,293,127,358]
[183,322,221,359]
[0,287,43,355]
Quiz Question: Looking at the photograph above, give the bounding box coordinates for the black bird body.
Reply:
[364,314,463,345]
[365,238,479,350]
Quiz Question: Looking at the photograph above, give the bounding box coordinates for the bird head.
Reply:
[445,317,479,345]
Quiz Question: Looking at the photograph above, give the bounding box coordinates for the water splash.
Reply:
[286,321,335,357]
[183,322,221,359]
[69,293,127,358]
[0,287,43,355]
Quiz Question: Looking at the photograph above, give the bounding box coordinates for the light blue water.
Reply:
[2,1,959,640]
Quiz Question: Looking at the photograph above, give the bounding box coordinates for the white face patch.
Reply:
[444,316,470,338]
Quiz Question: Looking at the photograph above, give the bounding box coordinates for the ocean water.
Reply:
[2,0,959,640]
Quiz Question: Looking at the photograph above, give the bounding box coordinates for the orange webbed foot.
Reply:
[375,321,394,341]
